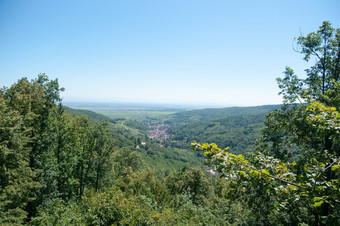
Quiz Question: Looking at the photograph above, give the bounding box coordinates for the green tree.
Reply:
[91,122,115,191]
[3,75,64,167]
[261,21,340,223]
[37,104,79,201]
[164,166,212,206]
[111,147,145,178]
[0,90,39,224]
[0,75,64,223]
[192,21,340,225]
[38,105,116,200]
[71,116,115,197]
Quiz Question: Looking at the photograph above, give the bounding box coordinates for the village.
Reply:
[146,121,218,176]
[147,121,171,141]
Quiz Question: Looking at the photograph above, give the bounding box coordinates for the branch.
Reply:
[311,49,322,62]
[323,158,339,172]
[333,43,340,81]
[313,158,339,192]
[246,164,307,189]
[268,174,307,189]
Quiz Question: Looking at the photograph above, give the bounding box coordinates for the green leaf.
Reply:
[262,169,270,176]
[304,164,310,172]
[313,197,322,202]
[331,164,339,171]
[210,143,218,148]
[288,185,296,190]
[313,200,324,207]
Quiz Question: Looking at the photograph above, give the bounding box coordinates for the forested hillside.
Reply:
[65,106,203,170]
[65,106,115,123]
[166,113,268,154]
[166,105,280,124]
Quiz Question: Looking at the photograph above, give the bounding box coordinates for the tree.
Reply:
[91,122,114,191]
[164,166,212,206]
[0,88,39,224]
[0,75,65,223]
[192,21,339,225]
[262,21,339,223]
[37,104,79,201]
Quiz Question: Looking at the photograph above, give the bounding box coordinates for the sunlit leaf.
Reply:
[288,185,296,190]
[262,169,270,176]
[331,164,339,171]
[313,200,324,207]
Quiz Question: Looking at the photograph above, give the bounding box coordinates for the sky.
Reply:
[0,0,339,107]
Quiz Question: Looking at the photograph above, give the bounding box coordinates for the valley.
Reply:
[66,102,281,155]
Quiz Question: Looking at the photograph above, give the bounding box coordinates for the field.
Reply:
[64,102,201,121]
[89,109,176,121]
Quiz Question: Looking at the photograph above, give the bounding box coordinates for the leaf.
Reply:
[210,143,217,148]
[202,143,208,149]
[250,170,259,177]
[262,169,270,176]
[331,164,339,171]
[304,164,310,172]
[313,200,324,207]
[313,197,322,202]
[288,185,296,190]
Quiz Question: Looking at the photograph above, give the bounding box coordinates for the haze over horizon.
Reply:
[1,0,339,106]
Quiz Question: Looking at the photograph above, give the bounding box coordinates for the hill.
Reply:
[64,106,115,123]
[166,113,266,155]
[166,104,280,124]
[64,105,203,171]
[164,105,281,155]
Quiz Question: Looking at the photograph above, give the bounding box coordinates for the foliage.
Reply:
[166,105,280,124]
[0,75,116,223]
[192,21,340,225]
[192,139,339,224]
[31,199,86,225]
[65,106,115,123]
[138,144,204,171]
[167,113,267,155]
[164,166,213,206]
[0,74,63,224]
[111,148,147,178]
[0,93,39,225]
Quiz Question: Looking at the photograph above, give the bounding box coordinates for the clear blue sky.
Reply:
[1,0,339,106]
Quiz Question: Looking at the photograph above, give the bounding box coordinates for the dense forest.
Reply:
[166,112,272,155]
[0,21,339,225]
[165,105,280,124]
